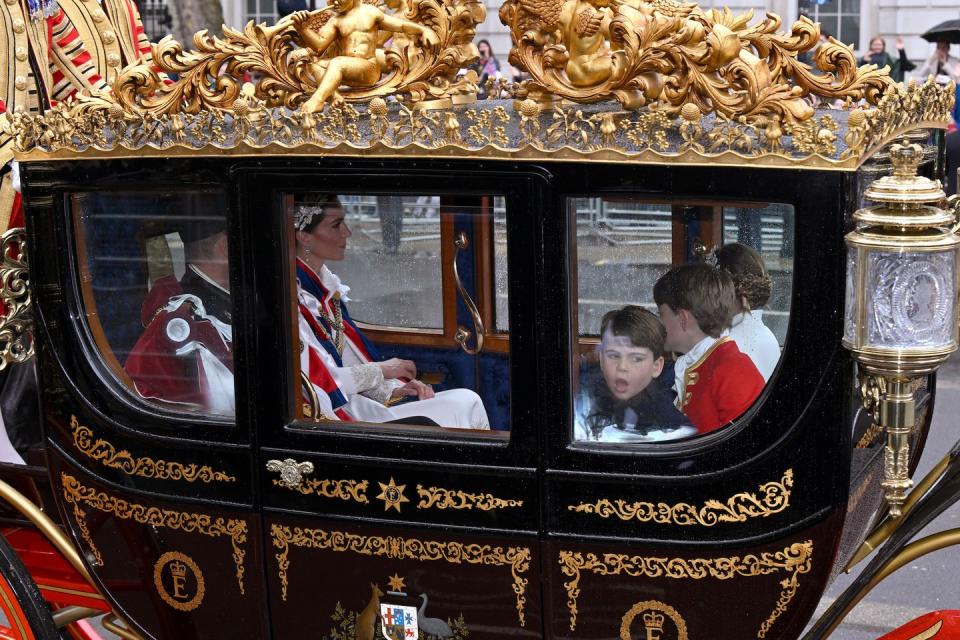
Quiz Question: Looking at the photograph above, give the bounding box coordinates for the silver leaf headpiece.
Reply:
[294,205,325,232]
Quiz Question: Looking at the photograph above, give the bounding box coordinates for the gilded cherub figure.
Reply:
[521,0,616,87]
[290,0,440,112]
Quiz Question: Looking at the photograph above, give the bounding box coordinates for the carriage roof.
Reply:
[5,2,955,171]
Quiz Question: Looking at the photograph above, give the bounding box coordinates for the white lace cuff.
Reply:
[350,363,384,394]
[365,378,404,405]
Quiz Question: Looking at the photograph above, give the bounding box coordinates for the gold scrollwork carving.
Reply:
[567,469,792,526]
[60,473,248,595]
[6,78,953,171]
[71,416,237,483]
[0,227,33,369]
[416,484,523,511]
[271,477,370,504]
[558,540,813,635]
[270,525,530,627]
[111,0,484,115]
[502,0,891,120]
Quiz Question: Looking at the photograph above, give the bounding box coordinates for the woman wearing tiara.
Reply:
[294,195,491,429]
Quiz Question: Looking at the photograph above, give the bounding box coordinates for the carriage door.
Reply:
[241,165,546,640]
[540,189,799,638]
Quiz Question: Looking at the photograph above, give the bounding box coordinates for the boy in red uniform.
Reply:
[653,264,764,434]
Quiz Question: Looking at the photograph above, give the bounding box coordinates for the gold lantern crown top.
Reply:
[858,141,952,228]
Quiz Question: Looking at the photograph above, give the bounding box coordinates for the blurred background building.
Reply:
[133,0,959,84]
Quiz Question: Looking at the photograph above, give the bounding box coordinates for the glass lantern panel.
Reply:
[844,247,858,345]
[865,250,958,350]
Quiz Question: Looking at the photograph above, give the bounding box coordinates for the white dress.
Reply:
[298,265,490,430]
[724,310,780,382]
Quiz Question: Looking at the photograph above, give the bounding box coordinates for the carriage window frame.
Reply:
[281,189,514,441]
[68,188,237,425]
[566,193,795,451]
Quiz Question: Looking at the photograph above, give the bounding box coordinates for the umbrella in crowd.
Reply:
[922,19,960,44]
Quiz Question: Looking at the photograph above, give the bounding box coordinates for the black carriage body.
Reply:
[18,155,933,640]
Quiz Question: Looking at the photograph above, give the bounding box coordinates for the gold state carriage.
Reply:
[0,0,959,639]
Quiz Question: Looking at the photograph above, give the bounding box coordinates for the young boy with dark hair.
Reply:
[575,306,695,442]
[653,264,764,434]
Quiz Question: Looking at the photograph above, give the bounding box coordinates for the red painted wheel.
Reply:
[0,534,58,640]
[876,610,960,640]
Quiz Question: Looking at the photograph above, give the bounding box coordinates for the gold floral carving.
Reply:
[416,484,523,511]
[270,524,530,626]
[501,0,891,120]
[558,540,813,635]
[110,0,484,115]
[70,416,237,483]
[0,227,33,369]
[60,473,248,595]
[567,469,792,525]
[271,477,370,504]
[855,421,884,449]
[7,78,951,171]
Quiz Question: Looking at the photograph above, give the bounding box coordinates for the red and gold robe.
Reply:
[679,336,764,434]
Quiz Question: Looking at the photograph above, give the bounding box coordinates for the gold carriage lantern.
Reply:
[843,141,960,516]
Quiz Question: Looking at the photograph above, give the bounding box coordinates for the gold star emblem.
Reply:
[376,477,409,512]
[387,574,406,593]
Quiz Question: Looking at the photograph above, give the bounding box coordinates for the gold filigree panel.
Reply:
[504,1,893,118]
[270,525,531,627]
[271,477,369,504]
[60,473,248,595]
[268,473,522,512]
[71,416,236,483]
[567,469,792,526]
[417,484,523,511]
[109,0,484,115]
[0,227,33,369]
[558,540,813,636]
[7,79,952,171]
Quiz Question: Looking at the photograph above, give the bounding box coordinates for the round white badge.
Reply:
[165,318,191,343]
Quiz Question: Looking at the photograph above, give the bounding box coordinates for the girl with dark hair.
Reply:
[714,243,780,381]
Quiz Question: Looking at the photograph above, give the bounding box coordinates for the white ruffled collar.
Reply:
[299,260,351,302]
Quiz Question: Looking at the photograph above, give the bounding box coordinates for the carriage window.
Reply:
[572,197,794,444]
[73,191,234,419]
[333,195,443,329]
[290,193,507,434]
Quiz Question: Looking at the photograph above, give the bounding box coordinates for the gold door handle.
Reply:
[452,231,485,355]
[266,458,314,490]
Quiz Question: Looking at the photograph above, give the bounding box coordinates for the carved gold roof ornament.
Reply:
[500,0,892,121]
[2,0,954,170]
[111,0,485,115]
[6,77,952,169]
